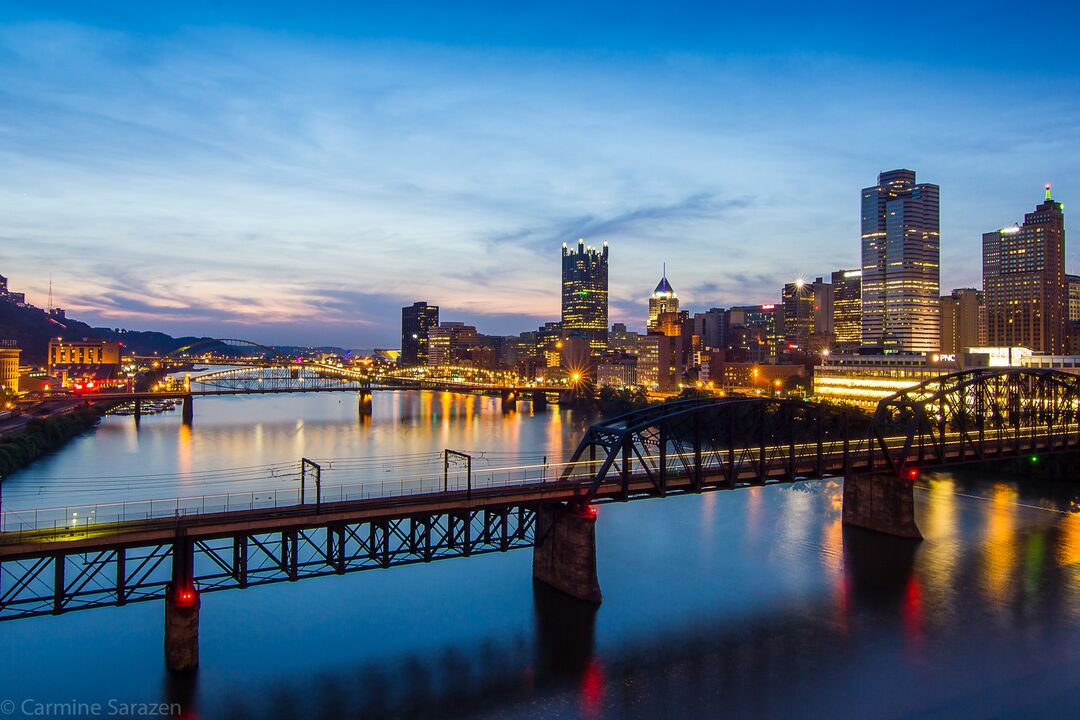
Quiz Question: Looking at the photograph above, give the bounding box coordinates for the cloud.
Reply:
[1,20,1079,343]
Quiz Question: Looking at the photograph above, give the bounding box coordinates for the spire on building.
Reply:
[653,264,675,298]
[1046,183,1053,201]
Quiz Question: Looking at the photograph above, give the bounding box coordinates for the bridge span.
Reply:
[44,366,571,423]
[3,367,1080,671]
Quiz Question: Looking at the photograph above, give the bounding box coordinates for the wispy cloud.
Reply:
[1,18,1078,345]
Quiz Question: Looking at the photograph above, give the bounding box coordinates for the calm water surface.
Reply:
[3,391,1080,719]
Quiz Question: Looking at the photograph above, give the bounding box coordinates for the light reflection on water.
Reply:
[3,396,1080,717]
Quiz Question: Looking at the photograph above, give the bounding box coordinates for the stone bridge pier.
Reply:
[532,503,602,604]
[165,537,200,672]
[842,472,922,539]
[501,389,518,413]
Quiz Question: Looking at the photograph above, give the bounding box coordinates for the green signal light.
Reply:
[1030,455,1039,463]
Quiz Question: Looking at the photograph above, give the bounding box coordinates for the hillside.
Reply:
[0,301,199,364]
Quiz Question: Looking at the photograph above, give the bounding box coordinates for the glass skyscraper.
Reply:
[561,239,609,354]
[860,169,940,353]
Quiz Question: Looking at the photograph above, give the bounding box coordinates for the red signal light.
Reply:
[906,468,919,481]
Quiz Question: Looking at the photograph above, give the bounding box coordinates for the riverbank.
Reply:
[0,405,103,479]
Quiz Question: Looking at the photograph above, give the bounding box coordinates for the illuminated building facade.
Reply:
[861,169,940,353]
[983,187,1067,353]
[831,269,862,349]
[0,343,20,396]
[813,353,958,410]
[48,339,121,372]
[647,266,678,332]
[561,239,609,354]
[939,288,985,356]
[400,302,439,366]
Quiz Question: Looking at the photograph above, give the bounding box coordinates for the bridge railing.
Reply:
[0,457,601,536]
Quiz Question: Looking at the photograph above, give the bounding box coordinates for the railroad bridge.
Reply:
[3,368,1080,671]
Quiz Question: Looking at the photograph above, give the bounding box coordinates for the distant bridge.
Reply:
[4,367,1079,671]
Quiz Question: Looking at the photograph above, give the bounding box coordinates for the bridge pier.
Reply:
[165,538,199,672]
[533,503,602,604]
[501,389,518,413]
[181,395,193,426]
[358,391,372,417]
[531,390,548,411]
[133,397,142,425]
[842,472,922,540]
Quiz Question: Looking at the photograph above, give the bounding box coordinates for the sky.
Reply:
[1,1,1078,348]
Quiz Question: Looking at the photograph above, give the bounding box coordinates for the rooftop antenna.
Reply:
[48,274,53,312]
[1046,183,1053,201]
[662,262,667,279]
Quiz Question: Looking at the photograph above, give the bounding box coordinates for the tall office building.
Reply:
[561,239,609,353]
[400,301,439,366]
[861,169,940,353]
[939,288,984,356]
[831,269,862,349]
[647,266,679,332]
[983,186,1067,353]
[782,279,814,350]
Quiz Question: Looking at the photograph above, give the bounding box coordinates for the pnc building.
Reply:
[561,239,609,354]
[861,169,940,353]
[983,186,1067,353]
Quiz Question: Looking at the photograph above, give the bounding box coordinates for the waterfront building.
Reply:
[983,187,1067,353]
[813,353,958,410]
[647,266,679,332]
[861,169,940,353]
[426,322,477,367]
[596,355,638,388]
[0,341,20,396]
[47,339,122,375]
[832,269,862,349]
[400,302,439,366]
[561,239,609,354]
[939,288,985,356]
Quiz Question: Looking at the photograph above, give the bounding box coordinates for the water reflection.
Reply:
[2,391,590,510]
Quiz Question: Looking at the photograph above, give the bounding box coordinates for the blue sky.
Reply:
[1,1,1078,348]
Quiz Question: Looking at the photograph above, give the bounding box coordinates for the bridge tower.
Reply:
[164,536,200,672]
[532,503,602,604]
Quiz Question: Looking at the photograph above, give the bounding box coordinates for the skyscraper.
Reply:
[647,266,678,332]
[831,269,862,349]
[983,186,1067,353]
[782,279,814,350]
[561,239,609,354]
[861,169,940,353]
[400,301,439,366]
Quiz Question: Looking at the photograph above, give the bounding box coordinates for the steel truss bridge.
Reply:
[3,368,1080,667]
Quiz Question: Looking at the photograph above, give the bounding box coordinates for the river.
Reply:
[2,389,1080,718]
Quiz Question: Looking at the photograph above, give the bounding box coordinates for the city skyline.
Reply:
[1,2,1078,346]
